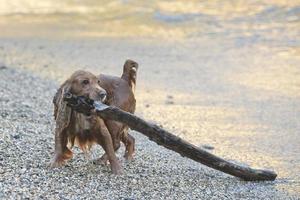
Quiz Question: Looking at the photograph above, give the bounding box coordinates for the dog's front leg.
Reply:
[50,129,73,168]
[97,119,123,175]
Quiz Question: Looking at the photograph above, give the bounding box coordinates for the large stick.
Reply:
[64,93,277,181]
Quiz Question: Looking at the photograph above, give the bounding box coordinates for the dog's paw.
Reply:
[111,164,123,175]
[124,152,134,162]
[49,152,72,168]
[49,158,66,168]
[92,156,108,166]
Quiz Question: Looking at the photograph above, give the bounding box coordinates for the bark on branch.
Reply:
[64,93,277,181]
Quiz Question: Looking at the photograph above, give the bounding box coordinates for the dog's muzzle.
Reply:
[99,91,107,103]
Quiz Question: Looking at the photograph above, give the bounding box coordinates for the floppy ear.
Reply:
[53,81,72,133]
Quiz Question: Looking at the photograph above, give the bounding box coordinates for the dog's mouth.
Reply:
[64,92,95,116]
[100,95,106,103]
[89,96,106,104]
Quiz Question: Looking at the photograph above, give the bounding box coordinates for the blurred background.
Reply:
[0,0,299,197]
[0,0,299,39]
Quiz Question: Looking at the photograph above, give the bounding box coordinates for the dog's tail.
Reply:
[121,59,138,92]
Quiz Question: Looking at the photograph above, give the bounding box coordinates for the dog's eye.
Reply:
[82,80,89,85]
[98,80,101,85]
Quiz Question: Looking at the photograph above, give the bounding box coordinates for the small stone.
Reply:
[165,100,174,105]
[132,179,137,184]
[1,111,8,117]
[0,65,7,70]
[201,144,214,150]
[20,113,27,118]
[13,134,21,139]
[20,168,26,174]
[166,95,174,104]
[173,182,179,187]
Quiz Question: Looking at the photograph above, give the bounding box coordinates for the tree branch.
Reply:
[64,93,277,181]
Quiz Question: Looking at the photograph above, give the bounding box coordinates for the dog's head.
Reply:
[67,70,107,102]
[53,70,107,132]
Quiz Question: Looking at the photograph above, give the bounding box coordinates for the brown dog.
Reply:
[50,60,138,174]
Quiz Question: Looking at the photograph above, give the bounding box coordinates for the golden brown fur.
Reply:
[98,59,138,163]
[50,60,138,174]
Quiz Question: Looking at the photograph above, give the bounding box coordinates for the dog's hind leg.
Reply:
[121,128,135,161]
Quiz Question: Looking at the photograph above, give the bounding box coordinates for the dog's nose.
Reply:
[99,91,107,102]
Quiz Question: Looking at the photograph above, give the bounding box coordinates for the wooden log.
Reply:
[64,93,277,181]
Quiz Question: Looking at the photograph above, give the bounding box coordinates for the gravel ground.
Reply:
[1,1,299,198]
[0,63,298,199]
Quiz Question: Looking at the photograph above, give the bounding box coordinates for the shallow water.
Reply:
[0,0,299,197]
[0,0,299,40]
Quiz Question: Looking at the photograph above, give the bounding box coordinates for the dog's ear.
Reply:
[53,80,72,133]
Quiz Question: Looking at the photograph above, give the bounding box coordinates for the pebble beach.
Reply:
[0,0,300,199]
